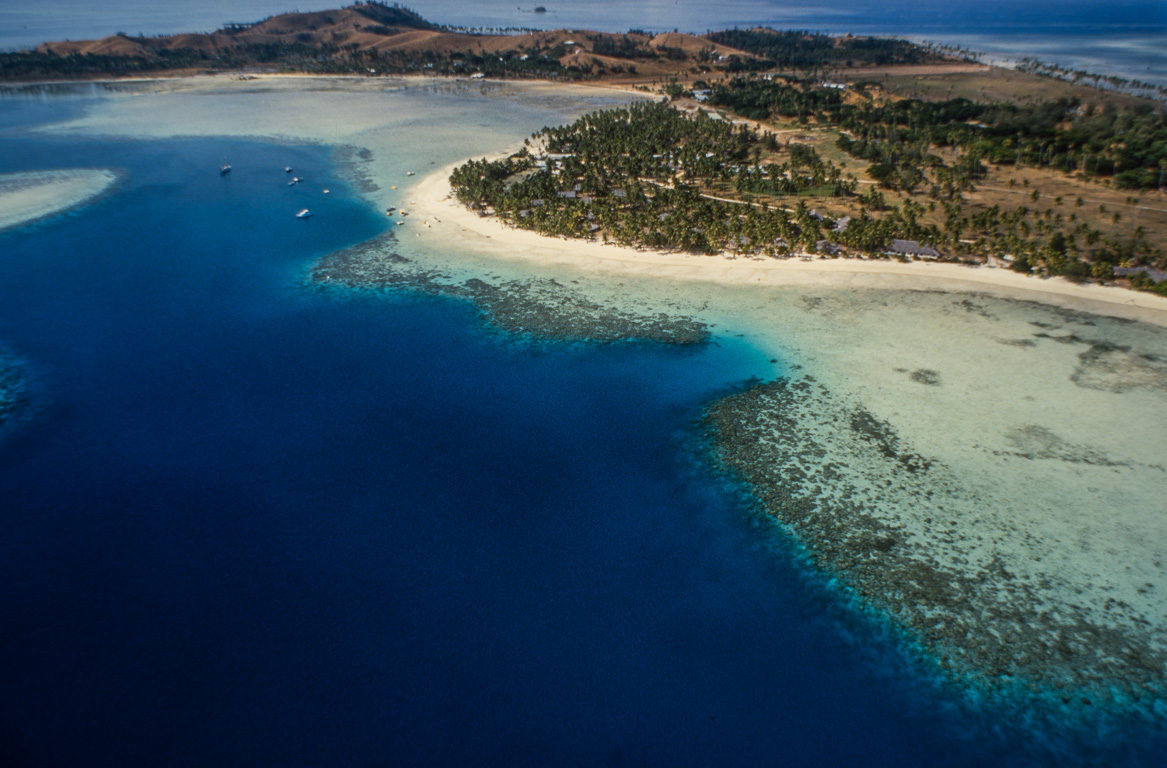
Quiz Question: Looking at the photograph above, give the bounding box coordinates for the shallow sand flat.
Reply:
[31,76,1167,696]
[0,169,118,232]
[701,286,1167,693]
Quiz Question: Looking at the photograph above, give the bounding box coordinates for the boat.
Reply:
[220,164,232,175]
[322,189,330,195]
[296,209,312,219]
[385,207,396,215]
[406,171,415,176]
[285,167,293,173]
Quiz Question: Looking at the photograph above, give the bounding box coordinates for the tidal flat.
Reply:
[0,168,118,232]
[19,75,1167,711]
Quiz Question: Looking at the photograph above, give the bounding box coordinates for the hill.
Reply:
[2,2,955,82]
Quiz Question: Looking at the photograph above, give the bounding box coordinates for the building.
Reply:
[889,239,940,259]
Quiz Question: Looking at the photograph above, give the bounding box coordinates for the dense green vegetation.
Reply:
[452,93,1166,284]
[703,76,1166,275]
[707,29,936,71]
[450,101,934,256]
[710,76,1167,189]
[713,77,1167,189]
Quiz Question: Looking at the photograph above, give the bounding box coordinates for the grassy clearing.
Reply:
[866,68,1152,109]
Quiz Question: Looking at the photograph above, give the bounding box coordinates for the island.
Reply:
[449,79,1166,298]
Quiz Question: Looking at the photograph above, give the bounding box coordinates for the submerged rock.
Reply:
[310,234,709,344]
[0,349,29,433]
[703,376,1167,704]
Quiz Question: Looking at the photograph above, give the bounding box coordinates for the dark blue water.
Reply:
[1,100,1164,766]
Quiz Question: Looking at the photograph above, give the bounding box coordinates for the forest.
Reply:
[452,100,925,258]
[706,29,939,70]
[451,94,1166,289]
[706,76,1166,282]
[708,76,1167,191]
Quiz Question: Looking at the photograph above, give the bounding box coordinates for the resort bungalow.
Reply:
[889,239,941,259]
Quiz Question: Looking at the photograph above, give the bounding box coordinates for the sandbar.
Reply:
[0,168,118,232]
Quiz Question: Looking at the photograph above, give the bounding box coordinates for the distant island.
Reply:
[0,2,947,82]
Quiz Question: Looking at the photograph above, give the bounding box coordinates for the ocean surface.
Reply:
[1,0,1165,86]
[2,80,1167,766]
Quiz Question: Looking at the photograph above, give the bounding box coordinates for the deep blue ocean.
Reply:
[2,97,1166,766]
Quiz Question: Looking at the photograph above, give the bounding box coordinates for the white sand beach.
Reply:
[0,168,118,232]
[408,159,1167,329]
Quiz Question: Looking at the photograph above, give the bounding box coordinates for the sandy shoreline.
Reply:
[0,169,119,232]
[408,160,1167,328]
